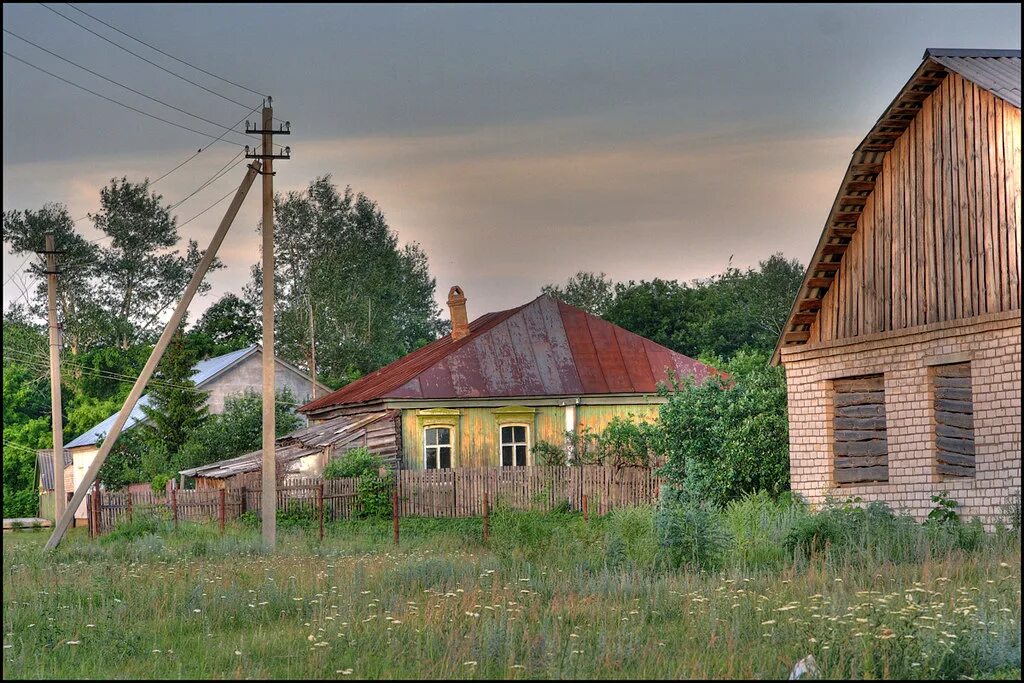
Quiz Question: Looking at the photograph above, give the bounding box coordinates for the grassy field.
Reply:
[2,504,1021,680]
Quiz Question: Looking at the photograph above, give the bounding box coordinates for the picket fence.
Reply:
[89,464,664,535]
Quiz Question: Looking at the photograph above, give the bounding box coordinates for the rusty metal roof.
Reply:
[301,295,716,414]
[773,48,1021,363]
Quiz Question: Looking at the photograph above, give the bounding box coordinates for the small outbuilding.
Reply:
[775,49,1021,524]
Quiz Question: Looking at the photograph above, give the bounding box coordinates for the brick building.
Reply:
[774,49,1021,524]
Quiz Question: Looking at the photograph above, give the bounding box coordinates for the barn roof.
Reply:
[773,48,1021,363]
[66,345,265,449]
[36,449,72,491]
[301,295,716,415]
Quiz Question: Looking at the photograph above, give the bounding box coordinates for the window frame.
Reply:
[423,425,453,470]
[499,423,531,468]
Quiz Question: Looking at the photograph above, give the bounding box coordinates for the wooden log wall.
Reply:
[811,73,1022,344]
[833,375,888,483]
[932,362,976,477]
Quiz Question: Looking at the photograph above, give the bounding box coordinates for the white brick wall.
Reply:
[781,311,1021,526]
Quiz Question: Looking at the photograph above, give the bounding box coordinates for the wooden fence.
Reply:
[90,465,664,536]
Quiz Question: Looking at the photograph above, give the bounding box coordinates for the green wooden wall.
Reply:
[399,402,661,470]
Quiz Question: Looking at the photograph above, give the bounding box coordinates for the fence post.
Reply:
[171,485,179,531]
[318,482,324,542]
[219,488,226,534]
[93,481,102,535]
[392,476,400,546]
[239,486,247,515]
[127,490,133,523]
[582,493,589,523]
[85,493,93,538]
[483,490,489,542]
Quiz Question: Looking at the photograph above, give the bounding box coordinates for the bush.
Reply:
[655,486,730,572]
[324,447,392,519]
[150,473,171,494]
[532,440,567,466]
[658,349,789,507]
[604,506,659,570]
[101,516,161,544]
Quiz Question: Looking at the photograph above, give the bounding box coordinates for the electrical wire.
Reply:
[3,28,257,146]
[39,3,261,112]
[64,2,268,101]
[3,50,247,146]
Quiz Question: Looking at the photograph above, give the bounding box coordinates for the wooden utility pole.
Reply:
[44,162,263,550]
[246,100,290,550]
[41,233,66,519]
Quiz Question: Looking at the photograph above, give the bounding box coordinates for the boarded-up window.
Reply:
[833,374,888,483]
[933,363,975,478]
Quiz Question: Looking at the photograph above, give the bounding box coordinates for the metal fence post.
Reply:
[583,493,589,523]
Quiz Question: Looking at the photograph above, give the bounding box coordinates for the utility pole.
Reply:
[40,233,65,519]
[45,162,263,550]
[246,100,290,550]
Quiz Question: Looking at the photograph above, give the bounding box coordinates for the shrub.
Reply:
[604,506,659,570]
[324,447,392,519]
[532,440,567,466]
[655,486,730,572]
[658,349,789,506]
[150,473,171,494]
[101,516,161,544]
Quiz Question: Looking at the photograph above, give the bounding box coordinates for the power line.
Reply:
[3,50,248,146]
[3,28,257,146]
[39,3,261,112]
[64,2,268,101]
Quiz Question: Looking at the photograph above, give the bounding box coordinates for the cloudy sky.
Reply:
[3,3,1020,322]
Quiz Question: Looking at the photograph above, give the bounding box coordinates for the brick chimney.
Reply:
[447,285,470,340]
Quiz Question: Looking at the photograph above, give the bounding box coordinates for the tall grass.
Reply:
[2,495,1020,680]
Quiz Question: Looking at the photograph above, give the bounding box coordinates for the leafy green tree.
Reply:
[188,293,259,358]
[541,271,615,316]
[247,176,444,387]
[175,389,303,473]
[137,329,208,479]
[658,349,790,507]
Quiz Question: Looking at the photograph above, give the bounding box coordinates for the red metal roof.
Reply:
[301,295,716,413]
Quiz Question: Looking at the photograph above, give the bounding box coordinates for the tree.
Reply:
[247,176,445,387]
[2,204,104,354]
[175,388,303,473]
[3,178,222,352]
[188,293,259,358]
[137,329,208,479]
[541,271,615,316]
[658,349,790,506]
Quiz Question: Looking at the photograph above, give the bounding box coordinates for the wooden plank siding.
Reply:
[810,73,1021,344]
[833,375,888,484]
[931,363,976,478]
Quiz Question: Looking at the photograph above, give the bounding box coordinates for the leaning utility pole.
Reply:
[45,161,263,550]
[40,233,65,518]
[246,100,290,549]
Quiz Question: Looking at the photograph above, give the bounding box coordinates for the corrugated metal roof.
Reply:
[66,345,260,449]
[36,449,72,490]
[302,295,716,414]
[926,49,1021,107]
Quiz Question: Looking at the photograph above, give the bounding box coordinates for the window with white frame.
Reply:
[500,425,529,467]
[424,427,452,470]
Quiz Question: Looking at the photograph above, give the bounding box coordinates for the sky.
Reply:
[3,3,1020,325]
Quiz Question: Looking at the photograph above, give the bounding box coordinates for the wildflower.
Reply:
[464,661,477,666]
[760,620,776,626]
[66,640,80,645]
[234,650,242,656]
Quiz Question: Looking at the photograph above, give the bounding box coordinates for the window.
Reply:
[833,374,888,484]
[933,363,975,478]
[500,425,529,467]
[424,427,452,470]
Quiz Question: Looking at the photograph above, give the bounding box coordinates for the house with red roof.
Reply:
[182,287,716,484]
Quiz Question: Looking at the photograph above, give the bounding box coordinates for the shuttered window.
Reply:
[833,374,888,484]
[933,363,975,478]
